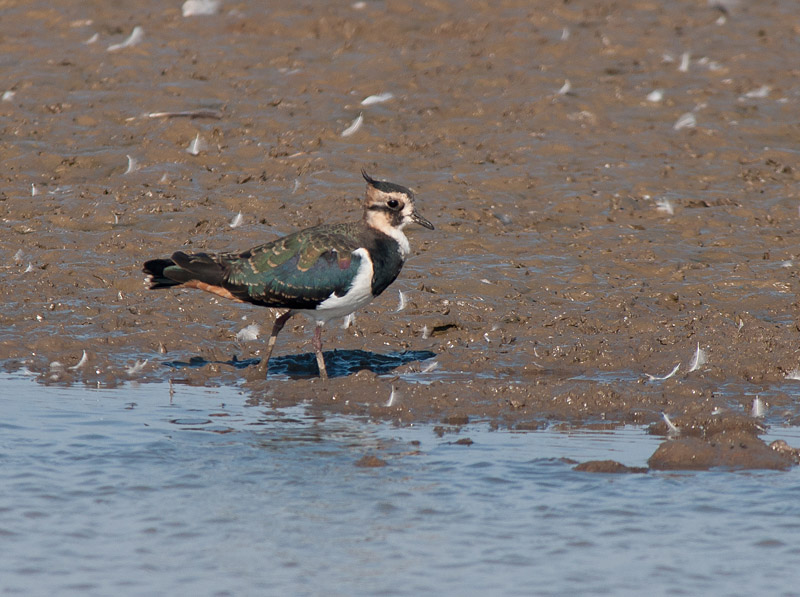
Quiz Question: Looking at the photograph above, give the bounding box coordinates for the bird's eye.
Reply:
[387,199,400,209]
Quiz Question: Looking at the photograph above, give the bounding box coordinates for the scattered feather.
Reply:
[124,154,139,174]
[396,290,407,312]
[421,325,430,339]
[751,396,765,418]
[385,386,398,407]
[126,359,148,376]
[786,368,800,381]
[688,342,707,372]
[655,198,674,215]
[742,85,771,99]
[342,313,354,329]
[662,412,681,436]
[494,212,513,225]
[107,26,144,52]
[13,249,23,262]
[69,350,88,371]
[148,109,222,119]
[229,211,244,228]
[341,112,363,137]
[646,363,680,381]
[182,0,220,16]
[711,407,724,416]
[673,112,696,131]
[2,90,15,102]
[781,260,793,268]
[556,79,571,96]
[292,179,301,194]
[361,92,394,106]
[646,89,664,103]
[31,183,38,197]
[421,361,439,373]
[678,51,690,73]
[186,133,206,155]
[235,323,260,342]
[24,263,35,273]
[84,32,99,45]
[560,27,570,41]
[352,1,367,8]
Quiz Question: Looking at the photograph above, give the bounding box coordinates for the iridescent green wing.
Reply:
[223,223,364,308]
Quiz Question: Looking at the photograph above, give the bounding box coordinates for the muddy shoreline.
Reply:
[2,1,800,468]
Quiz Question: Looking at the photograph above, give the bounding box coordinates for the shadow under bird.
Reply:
[142,170,434,379]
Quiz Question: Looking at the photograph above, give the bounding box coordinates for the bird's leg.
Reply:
[312,322,328,380]
[255,310,294,377]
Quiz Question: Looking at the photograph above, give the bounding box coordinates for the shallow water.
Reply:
[2,373,799,596]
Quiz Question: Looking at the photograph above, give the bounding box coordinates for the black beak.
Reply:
[412,210,434,230]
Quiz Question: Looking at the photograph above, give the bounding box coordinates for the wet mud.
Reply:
[3,1,800,468]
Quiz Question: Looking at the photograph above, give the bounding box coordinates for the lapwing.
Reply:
[143,170,434,379]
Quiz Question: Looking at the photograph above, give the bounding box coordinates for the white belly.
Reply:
[298,248,375,325]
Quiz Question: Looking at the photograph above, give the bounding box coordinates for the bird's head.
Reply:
[361,169,434,233]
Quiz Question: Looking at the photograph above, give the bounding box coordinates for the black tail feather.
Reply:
[143,251,226,289]
[143,258,179,289]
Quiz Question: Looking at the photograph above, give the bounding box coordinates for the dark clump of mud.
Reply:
[2,1,800,467]
[648,415,799,471]
[574,460,648,474]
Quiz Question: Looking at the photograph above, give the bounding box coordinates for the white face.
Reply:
[364,185,434,232]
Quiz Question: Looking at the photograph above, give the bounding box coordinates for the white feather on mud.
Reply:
[560,27,570,41]
[785,368,800,381]
[186,133,206,155]
[662,412,681,436]
[673,112,696,130]
[647,89,664,103]
[655,198,674,215]
[678,51,690,72]
[688,342,707,372]
[124,155,139,174]
[751,397,765,418]
[107,26,144,52]
[385,386,398,407]
[182,0,220,16]
[31,184,38,197]
[421,361,439,373]
[342,313,354,329]
[646,363,680,381]
[361,92,394,106]
[421,325,430,339]
[69,350,88,370]
[126,360,148,375]
[741,85,770,100]
[229,212,244,228]
[235,323,260,342]
[148,109,223,119]
[84,33,99,44]
[556,79,571,96]
[396,290,407,312]
[13,249,23,262]
[2,90,15,102]
[341,113,363,137]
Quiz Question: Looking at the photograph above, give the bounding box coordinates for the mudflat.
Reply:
[2,1,800,468]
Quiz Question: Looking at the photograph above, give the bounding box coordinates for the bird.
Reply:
[142,170,434,380]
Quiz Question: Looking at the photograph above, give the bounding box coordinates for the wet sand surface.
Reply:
[3,0,800,469]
